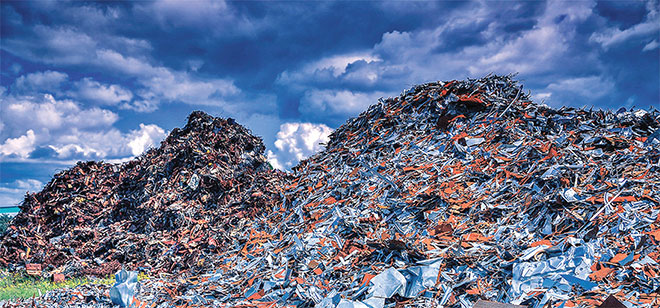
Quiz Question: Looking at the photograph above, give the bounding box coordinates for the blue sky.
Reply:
[1,0,659,208]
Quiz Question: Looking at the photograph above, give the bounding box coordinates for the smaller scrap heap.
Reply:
[1,75,659,308]
[0,111,286,276]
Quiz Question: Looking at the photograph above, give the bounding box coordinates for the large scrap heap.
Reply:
[1,75,659,307]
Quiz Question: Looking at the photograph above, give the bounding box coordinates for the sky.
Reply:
[1,0,659,208]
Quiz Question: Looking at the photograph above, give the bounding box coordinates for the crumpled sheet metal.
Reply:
[368,267,407,299]
[109,269,139,307]
[336,260,442,308]
[2,75,659,308]
[512,244,594,304]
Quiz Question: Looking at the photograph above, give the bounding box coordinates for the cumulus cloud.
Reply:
[277,53,406,94]
[13,71,68,94]
[4,23,243,113]
[95,49,157,76]
[2,25,98,65]
[140,0,257,37]
[0,92,166,161]
[268,122,333,170]
[590,0,659,50]
[23,123,166,161]
[2,94,118,135]
[542,76,616,107]
[278,53,382,87]
[71,78,133,105]
[0,130,37,158]
[0,5,247,164]
[45,123,166,159]
[276,0,638,114]
[95,49,241,109]
[139,67,240,106]
[278,1,601,121]
[120,100,160,113]
[377,1,593,78]
[4,179,43,192]
[127,124,166,156]
[642,39,659,52]
[299,89,389,120]
[149,0,229,26]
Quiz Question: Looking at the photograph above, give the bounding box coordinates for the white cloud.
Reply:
[590,0,660,50]
[150,0,229,26]
[3,24,150,66]
[187,59,204,72]
[103,36,152,57]
[2,94,118,135]
[643,40,659,52]
[13,71,68,93]
[542,76,616,106]
[300,89,389,119]
[0,179,44,207]
[120,100,160,113]
[466,1,594,75]
[22,2,122,31]
[546,76,614,98]
[0,130,36,158]
[305,53,381,78]
[1,19,248,163]
[268,122,333,169]
[142,0,257,36]
[0,92,166,161]
[281,1,595,88]
[48,128,127,159]
[96,49,240,108]
[3,25,98,65]
[266,150,284,170]
[532,92,552,102]
[71,78,133,105]
[277,53,391,91]
[127,124,166,156]
[139,68,240,106]
[470,25,568,75]
[95,49,157,76]
[9,179,43,192]
[4,23,244,113]
[275,0,610,112]
[36,124,166,160]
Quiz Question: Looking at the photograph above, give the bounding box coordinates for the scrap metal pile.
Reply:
[1,75,659,307]
[0,111,286,276]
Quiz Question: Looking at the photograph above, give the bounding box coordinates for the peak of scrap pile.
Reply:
[1,75,659,308]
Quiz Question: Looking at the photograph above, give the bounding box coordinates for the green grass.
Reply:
[0,271,115,301]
